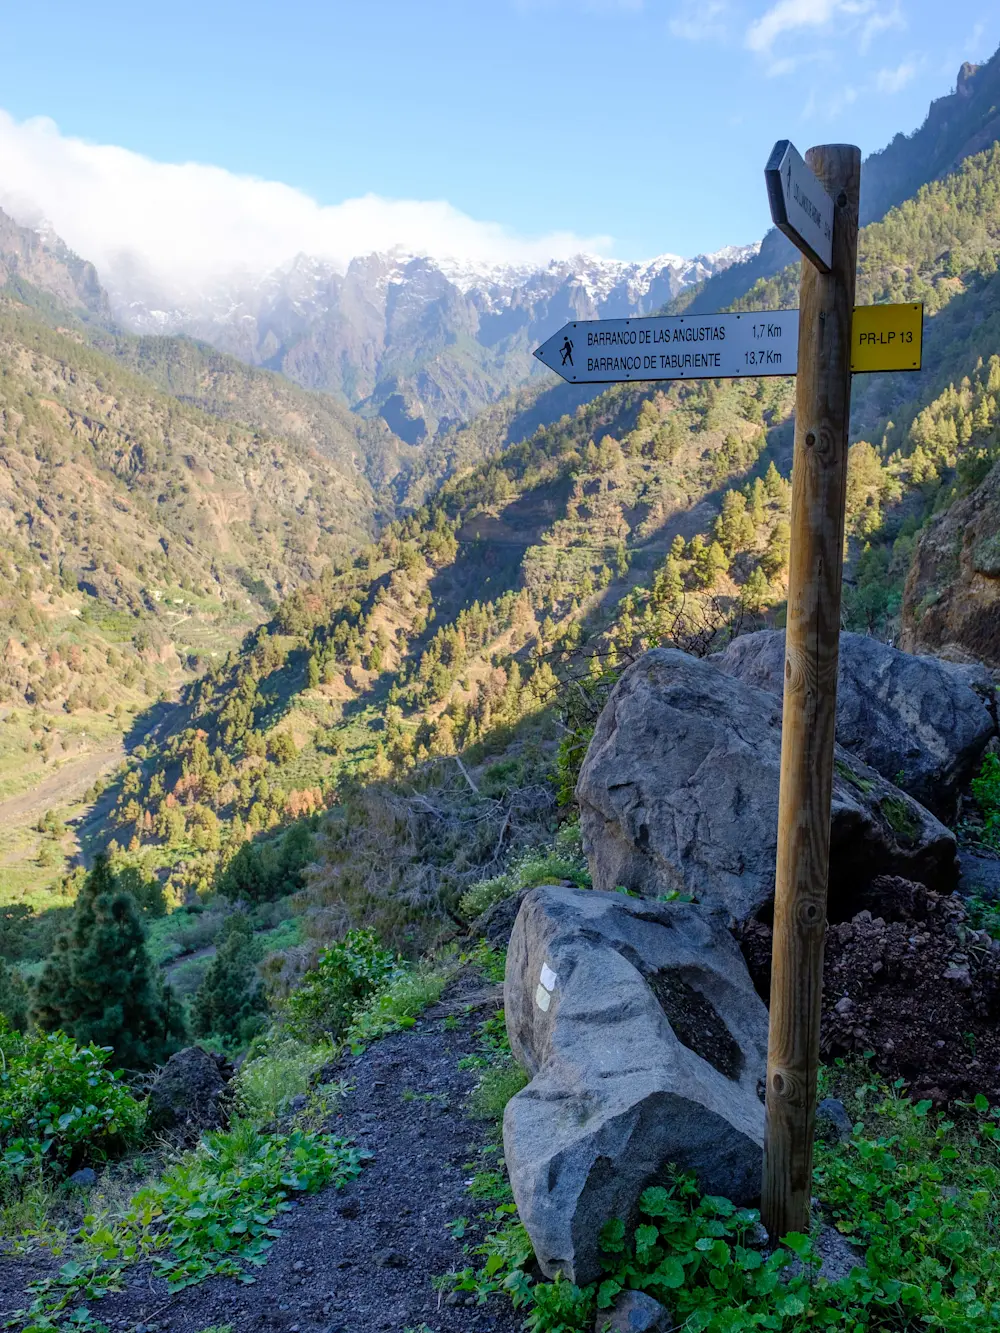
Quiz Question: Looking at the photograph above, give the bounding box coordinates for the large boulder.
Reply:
[576,648,958,924]
[713,629,994,819]
[147,1046,233,1141]
[503,884,768,1284]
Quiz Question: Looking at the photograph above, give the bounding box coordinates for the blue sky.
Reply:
[0,0,997,275]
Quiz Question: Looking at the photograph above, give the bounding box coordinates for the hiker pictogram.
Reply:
[560,336,574,367]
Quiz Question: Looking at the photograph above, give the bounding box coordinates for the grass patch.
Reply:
[345,957,457,1052]
[458,826,591,923]
[879,793,920,840]
[833,758,875,794]
[468,1063,528,1121]
[235,1036,337,1123]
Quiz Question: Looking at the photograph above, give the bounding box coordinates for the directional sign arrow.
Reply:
[765,140,834,273]
[533,310,799,384]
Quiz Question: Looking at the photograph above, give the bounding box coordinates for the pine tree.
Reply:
[761,519,792,578]
[655,556,684,611]
[193,917,266,1044]
[742,566,771,613]
[0,957,29,1032]
[749,477,767,527]
[764,461,784,498]
[33,855,185,1069]
[694,540,730,588]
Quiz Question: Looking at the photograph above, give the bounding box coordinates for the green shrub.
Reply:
[972,751,1000,846]
[0,1023,145,1188]
[284,929,397,1042]
[458,874,514,922]
[555,726,593,807]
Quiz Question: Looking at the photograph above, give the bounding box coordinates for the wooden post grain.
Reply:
[761,144,861,1241]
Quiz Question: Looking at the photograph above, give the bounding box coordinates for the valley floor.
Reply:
[0,973,523,1333]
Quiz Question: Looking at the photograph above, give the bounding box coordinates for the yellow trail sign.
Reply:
[851,302,923,373]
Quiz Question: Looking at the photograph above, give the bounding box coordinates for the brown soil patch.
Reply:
[738,876,1000,1105]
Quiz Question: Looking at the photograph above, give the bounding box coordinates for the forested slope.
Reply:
[70,141,1000,942]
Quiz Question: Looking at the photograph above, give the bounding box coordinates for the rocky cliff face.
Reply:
[902,458,1000,666]
[684,51,1000,318]
[0,208,110,318]
[862,52,1000,226]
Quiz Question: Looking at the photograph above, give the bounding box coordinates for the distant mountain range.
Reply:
[108,245,757,444]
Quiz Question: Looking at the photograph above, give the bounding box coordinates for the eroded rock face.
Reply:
[147,1046,233,1141]
[503,885,768,1284]
[576,648,958,924]
[902,457,1000,668]
[714,629,994,819]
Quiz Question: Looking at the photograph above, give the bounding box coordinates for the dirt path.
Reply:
[0,975,524,1333]
[163,942,218,979]
[0,742,123,826]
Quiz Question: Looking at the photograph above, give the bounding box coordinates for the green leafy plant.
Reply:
[6,1122,366,1330]
[283,929,397,1042]
[966,894,1000,940]
[454,1080,1000,1332]
[110,1122,366,1290]
[466,941,507,986]
[0,1024,145,1189]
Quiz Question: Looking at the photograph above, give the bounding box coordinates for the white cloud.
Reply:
[860,2,904,52]
[745,0,902,56]
[875,59,917,93]
[0,109,609,310]
[746,0,839,53]
[669,0,728,41]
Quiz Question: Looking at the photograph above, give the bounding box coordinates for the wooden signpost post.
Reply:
[536,139,924,1244]
[760,144,860,1241]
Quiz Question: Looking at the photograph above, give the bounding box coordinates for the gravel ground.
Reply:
[0,976,525,1333]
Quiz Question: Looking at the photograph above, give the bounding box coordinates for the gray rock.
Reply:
[815,1098,853,1144]
[147,1045,233,1140]
[65,1166,97,1188]
[474,888,529,946]
[595,1289,671,1332]
[784,1223,864,1283]
[958,851,1000,903]
[714,630,995,819]
[372,1248,408,1268]
[503,884,768,1285]
[576,648,958,924]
